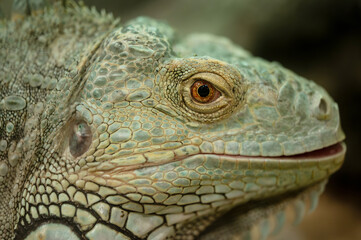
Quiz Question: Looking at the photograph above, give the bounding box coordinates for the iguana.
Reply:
[0,1,346,239]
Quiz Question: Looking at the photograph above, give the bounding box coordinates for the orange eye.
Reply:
[191,80,220,103]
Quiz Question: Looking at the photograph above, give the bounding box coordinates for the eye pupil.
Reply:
[198,85,210,97]
[190,79,218,103]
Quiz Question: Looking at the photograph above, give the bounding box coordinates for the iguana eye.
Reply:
[180,72,233,115]
[191,80,220,103]
[69,121,92,157]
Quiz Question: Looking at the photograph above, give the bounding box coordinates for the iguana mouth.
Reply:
[209,142,346,162]
[93,142,346,175]
[278,142,345,159]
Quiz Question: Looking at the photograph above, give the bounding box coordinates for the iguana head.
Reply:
[1,4,345,240]
[53,16,345,239]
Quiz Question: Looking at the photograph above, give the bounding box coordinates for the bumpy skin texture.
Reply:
[0,3,345,240]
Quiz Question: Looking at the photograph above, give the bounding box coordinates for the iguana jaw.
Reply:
[197,143,345,238]
[85,141,345,206]
[200,179,329,239]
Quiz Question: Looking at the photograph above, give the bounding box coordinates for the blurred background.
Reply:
[1,0,361,239]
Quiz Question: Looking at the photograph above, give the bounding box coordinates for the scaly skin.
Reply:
[0,2,345,240]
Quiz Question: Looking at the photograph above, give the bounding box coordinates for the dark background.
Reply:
[1,0,361,239]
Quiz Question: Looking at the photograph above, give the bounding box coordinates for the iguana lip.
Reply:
[213,142,346,161]
[278,142,345,159]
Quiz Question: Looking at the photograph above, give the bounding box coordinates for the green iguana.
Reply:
[0,1,346,239]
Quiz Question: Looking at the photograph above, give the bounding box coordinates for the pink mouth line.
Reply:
[93,143,345,175]
[212,142,345,161]
[208,142,346,161]
[280,142,344,159]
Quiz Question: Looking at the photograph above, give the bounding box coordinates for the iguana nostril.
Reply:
[318,98,328,114]
[316,97,330,120]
